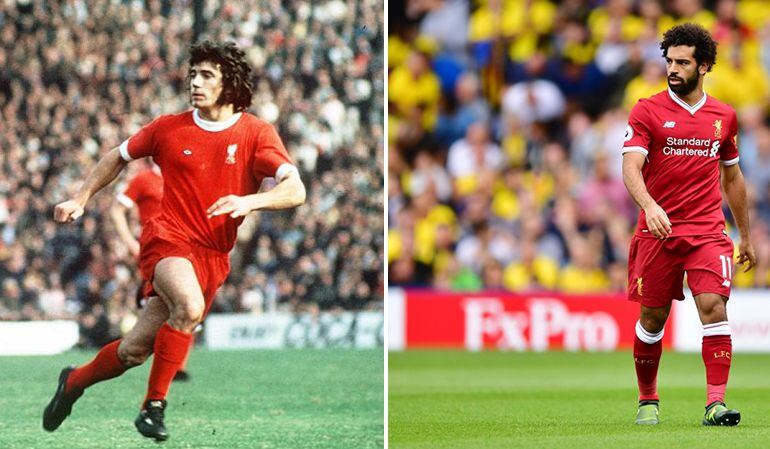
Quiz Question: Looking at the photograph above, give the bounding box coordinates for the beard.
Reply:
[667,72,700,95]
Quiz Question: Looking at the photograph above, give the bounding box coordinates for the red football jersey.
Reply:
[119,109,296,252]
[622,89,739,237]
[117,168,163,228]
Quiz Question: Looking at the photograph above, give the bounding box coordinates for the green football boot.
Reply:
[703,401,740,426]
[635,400,660,425]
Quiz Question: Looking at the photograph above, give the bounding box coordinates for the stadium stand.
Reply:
[0,0,384,347]
[388,0,770,292]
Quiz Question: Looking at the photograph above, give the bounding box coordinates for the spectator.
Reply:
[389,0,770,294]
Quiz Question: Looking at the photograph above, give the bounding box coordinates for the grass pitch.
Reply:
[0,348,383,448]
[389,351,770,449]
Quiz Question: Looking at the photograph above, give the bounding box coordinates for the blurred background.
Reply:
[0,0,384,349]
[387,0,770,293]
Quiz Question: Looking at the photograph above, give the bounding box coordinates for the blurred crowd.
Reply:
[0,0,384,347]
[388,0,770,293]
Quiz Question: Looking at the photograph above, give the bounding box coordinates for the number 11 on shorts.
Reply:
[719,254,732,286]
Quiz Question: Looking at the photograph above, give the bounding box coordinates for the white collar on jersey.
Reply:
[667,88,707,116]
[192,108,242,132]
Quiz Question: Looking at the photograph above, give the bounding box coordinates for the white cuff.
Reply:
[636,320,664,344]
[275,163,298,182]
[116,193,135,208]
[119,139,133,161]
[720,156,739,166]
[703,321,731,336]
[622,146,649,156]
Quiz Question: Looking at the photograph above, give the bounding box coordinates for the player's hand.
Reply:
[54,199,85,223]
[643,203,672,239]
[736,240,757,272]
[207,195,252,219]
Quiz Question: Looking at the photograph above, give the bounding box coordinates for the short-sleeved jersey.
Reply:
[119,109,296,253]
[622,89,739,237]
[117,168,163,228]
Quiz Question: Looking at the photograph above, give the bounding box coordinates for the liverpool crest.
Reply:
[636,277,643,296]
[225,144,238,164]
[713,120,722,139]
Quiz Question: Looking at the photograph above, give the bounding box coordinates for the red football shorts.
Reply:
[627,233,735,308]
[138,219,230,318]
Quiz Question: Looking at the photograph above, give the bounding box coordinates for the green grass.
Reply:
[0,348,383,449]
[389,351,770,449]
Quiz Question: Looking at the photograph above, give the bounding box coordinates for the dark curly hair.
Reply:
[188,40,253,112]
[660,23,717,72]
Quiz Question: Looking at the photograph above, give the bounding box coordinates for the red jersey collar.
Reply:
[667,88,707,116]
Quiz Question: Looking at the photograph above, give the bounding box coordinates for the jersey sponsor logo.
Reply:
[713,119,722,138]
[624,125,633,142]
[663,121,676,128]
[225,144,238,165]
[663,137,720,158]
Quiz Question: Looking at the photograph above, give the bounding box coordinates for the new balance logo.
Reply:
[663,121,676,128]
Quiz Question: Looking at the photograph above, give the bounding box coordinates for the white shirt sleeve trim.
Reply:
[116,193,135,208]
[275,163,298,181]
[721,156,740,166]
[622,146,649,156]
[119,139,133,162]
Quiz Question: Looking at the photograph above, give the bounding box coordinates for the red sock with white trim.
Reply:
[65,339,127,394]
[144,323,193,404]
[634,320,664,402]
[702,321,732,406]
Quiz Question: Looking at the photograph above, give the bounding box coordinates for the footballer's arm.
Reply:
[720,162,757,271]
[109,200,141,257]
[207,169,306,219]
[54,148,128,223]
[622,152,672,239]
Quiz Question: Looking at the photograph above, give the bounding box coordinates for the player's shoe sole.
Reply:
[703,401,740,426]
[635,401,660,425]
[42,366,83,431]
[135,399,169,441]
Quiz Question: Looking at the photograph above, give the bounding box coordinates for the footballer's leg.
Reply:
[173,335,196,382]
[43,295,168,432]
[628,237,685,424]
[135,257,204,442]
[634,304,670,425]
[118,296,169,367]
[694,291,740,426]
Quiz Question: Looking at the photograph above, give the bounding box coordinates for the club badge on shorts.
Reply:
[226,144,238,164]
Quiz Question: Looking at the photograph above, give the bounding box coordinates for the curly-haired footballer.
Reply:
[622,23,755,426]
[44,41,306,441]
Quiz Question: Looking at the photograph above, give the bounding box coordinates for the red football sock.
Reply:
[702,334,732,405]
[65,339,127,394]
[179,337,194,371]
[634,335,663,401]
[145,323,193,404]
